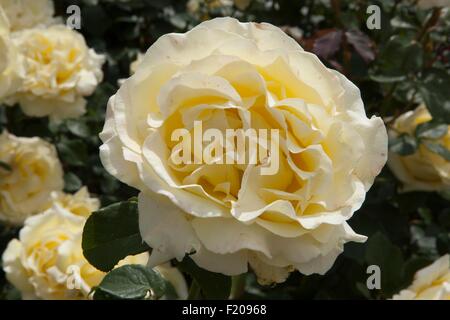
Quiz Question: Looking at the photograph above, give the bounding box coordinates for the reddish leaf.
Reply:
[312,29,343,59]
[345,30,375,63]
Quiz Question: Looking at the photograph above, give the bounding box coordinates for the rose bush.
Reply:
[100,17,388,284]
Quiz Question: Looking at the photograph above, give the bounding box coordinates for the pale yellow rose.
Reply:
[393,255,450,300]
[47,187,100,218]
[0,6,22,102]
[7,25,105,121]
[1,205,149,300]
[0,131,63,225]
[100,18,387,284]
[0,0,55,31]
[388,105,450,192]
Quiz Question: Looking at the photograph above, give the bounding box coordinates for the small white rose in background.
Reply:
[0,131,63,225]
[6,25,105,121]
[388,105,450,192]
[100,17,388,284]
[1,205,150,300]
[0,0,56,32]
[393,255,450,300]
[0,6,23,102]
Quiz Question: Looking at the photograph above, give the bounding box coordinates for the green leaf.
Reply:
[410,225,437,256]
[2,285,21,300]
[177,257,231,300]
[57,139,88,167]
[369,74,406,83]
[93,265,172,300]
[438,208,450,228]
[365,232,404,296]
[63,172,82,193]
[423,141,450,161]
[419,70,450,123]
[439,189,450,201]
[437,232,450,255]
[82,199,149,272]
[389,134,418,156]
[415,122,448,140]
[377,36,423,77]
[417,207,433,225]
[81,5,111,37]
[0,160,11,172]
[355,282,372,299]
[99,171,120,194]
[65,120,91,138]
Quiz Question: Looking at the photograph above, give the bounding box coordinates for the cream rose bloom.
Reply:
[100,18,387,284]
[0,131,63,225]
[388,105,450,192]
[1,205,150,300]
[0,0,55,31]
[7,25,105,121]
[0,7,22,102]
[47,187,100,218]
[393,255,450,300]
